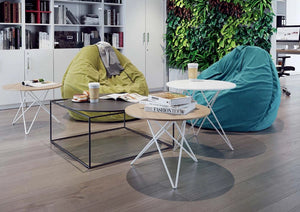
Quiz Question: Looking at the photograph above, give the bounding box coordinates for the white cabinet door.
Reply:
[53,48,80,99]
[145,0,165,90]
[25,49,54,100]
[124,0,146,75]
[125,0,165,90]
[0,50,24,108]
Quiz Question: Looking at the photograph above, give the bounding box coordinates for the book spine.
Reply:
[148,95,172,106]
[4,1,11,23]
[144,105,186,115]
[12,3,17,23]
[107,9,111,25]
[119,32,123,48]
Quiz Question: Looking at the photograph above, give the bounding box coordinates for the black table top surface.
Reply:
[52,99,134,112]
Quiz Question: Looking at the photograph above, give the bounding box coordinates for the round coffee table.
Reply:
[125,103,210,189]
[3,82,62,134]
[167,79,236,150]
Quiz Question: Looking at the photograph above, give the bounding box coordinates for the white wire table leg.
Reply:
[130,121,170,165]
[157,121,197,162]
[174,121,198,162]
[28,91,60,123]
[12,91,27,125]
[148,120,176,188]
[198,91,234,150]
[174,121,185,188]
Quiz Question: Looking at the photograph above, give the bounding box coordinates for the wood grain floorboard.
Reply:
[0,75,299,211]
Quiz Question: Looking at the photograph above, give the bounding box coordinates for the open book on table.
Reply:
[99,93,147,103]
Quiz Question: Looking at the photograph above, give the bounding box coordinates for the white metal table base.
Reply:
[189,90,234,150]
[131,120,197,189]
[12,90,60,134]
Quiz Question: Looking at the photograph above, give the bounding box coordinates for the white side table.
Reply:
[3,83,61,134]
[167,79,236,150]
[125,103,210,189]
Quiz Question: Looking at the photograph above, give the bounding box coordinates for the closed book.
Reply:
[141,100,196,109]
[1,1,11,23]
[148,92,192,106]
[66,8,80,24]
[107,9,111,25]
[12,3,18,23]
[144,102,196,115]
[119,32,123,47]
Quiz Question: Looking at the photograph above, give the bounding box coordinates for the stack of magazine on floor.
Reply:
[140,92,196,115]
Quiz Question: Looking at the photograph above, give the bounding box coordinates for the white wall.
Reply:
[286,0,300,25]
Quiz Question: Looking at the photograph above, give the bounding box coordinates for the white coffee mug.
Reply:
[88,82,100,103]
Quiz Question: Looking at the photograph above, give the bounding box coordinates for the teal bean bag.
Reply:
[192,46,281,132]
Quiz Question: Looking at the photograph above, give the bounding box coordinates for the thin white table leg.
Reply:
[194,91,234,150]
[174,120,186,188]
[174,121,198,162]
[156,121,197,161]
[12,91,37,124]
[132,119,198,189]
[28,90,60,123]
[130,121,171,165]
[12,91,27,124]
[149,121,176,188]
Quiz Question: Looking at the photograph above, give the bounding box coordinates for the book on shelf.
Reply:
[148,92,192,106]
[99,93,148,103]
[0,26,21,50]
[143,101,196,115]
[104,9,120,26]
[0,1,11,23]
[66,8,80,24]
[39,31,50,49]
[104,32,123,48]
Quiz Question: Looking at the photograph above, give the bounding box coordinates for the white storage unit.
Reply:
[0,0,125,108]
[124,0,166,91]
[0,50,24,109]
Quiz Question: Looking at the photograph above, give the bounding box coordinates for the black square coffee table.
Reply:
[50,99,172,169]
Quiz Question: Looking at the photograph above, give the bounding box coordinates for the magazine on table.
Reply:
[144,100,196,115]
[22,80,58,87]
[99,93,147,103]
[148,92,192,106]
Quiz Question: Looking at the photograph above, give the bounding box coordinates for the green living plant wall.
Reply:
[166,0,276,71]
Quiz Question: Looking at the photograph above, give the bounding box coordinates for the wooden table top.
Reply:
[2,83,62,91]
[125,103,210,121]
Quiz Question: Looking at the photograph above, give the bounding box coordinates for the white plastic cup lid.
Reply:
[88,82,100,88]
[188,63,198,68]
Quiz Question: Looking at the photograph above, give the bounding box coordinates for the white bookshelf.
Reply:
[0,0,125,107]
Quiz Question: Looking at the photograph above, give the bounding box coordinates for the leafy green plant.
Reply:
[166,0,275,71]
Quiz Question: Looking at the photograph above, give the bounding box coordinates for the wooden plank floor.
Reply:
[0,75,300,212]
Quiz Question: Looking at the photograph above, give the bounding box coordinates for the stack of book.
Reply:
[140,92,196,115]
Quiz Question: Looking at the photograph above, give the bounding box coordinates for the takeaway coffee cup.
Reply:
[188,63,198,81]
[88,82,100,103]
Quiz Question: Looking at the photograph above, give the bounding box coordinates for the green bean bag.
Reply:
[192,46,281,131]
[61,45,149,122]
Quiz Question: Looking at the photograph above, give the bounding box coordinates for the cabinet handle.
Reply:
[147,33,149,45]
[143,32,145,44]
[26,54,30,71]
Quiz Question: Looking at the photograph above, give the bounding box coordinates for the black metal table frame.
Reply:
[50,99,173,169]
